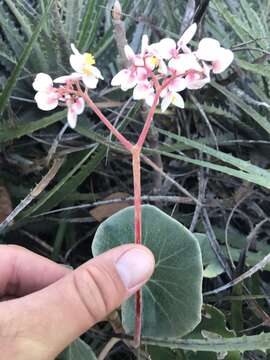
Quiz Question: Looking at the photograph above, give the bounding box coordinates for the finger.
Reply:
[0,244,155,359]
[0,245,70,297]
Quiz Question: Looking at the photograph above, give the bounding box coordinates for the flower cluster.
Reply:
[32,44,103,128]
[111,23,234,112]
[32,24,234,128]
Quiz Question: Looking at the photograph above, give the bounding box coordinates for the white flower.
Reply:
[67,97,85,128]
[133,81,155,106]
[32,73,59,111]
[160,77,186,112]
[70,44,103,88]
[196,38,234,73]
[185,63,211,89]
[150,23,197,61]
[169,53,203,74]
[161,91,185,112]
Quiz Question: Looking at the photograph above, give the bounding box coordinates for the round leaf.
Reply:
[92,205,203,338]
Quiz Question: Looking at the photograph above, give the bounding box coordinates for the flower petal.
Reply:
[196,38,221,61]
[70,54,84,73]
[212,48,234,73]
[90,66,104,79]
[67,107,78,128]
[136,67,148,81]
[82,75,99,88]
[169,53,202,73]
[156,38,177,60]
[169,77,187,92]
[178,23,197,47]
[172,92,185,108]
[161,92,173,112]
[34,91,58,111]
[53,73,82,83]
[124,44,135,61]
[186,68,210,90]
[111,69,128,86]
[73,97,85,115]
[141,34,149,54]
[145,93,155,107]
[32,73,53,92]
[133,55,144,67]
[71,43,80,55]
[133,82,154,100]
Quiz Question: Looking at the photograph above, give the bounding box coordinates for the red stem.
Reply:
[80,91,133,152]
[132,147,142,347]
[76,80,164,348]
[136,86,164,149]
[132,147,142,245]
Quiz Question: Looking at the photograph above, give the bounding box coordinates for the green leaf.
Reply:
[195,234,224,278]
[0,110,66,143]
[92,205,203,338]
[211,82,270,135]
[154,127,270,189]
[195,233,270,276]
[237,59,270,78]
[142,332,270,352]
[0,0,54,115]
[58,338,97,360]
[212,0,251,43]
[78,0,107,52]
[22,145,106,217]
[147,346,183,360]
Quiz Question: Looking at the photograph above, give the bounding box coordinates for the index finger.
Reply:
[0,245,70,298]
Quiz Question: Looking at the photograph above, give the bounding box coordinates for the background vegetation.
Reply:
[1,0,270,358]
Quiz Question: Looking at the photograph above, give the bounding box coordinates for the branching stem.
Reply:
[76,80,164,347]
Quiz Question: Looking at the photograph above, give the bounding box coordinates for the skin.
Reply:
[0,244,155,360]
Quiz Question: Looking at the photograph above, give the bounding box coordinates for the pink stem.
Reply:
[80,91,133,152]
[136,88,162,149]
[76,80,164,348]
[132,147,142,245]
[131,90,162,346]
[132,147,142,347]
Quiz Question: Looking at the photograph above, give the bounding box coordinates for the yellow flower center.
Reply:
[149,56,159,67]
[84,53,96,65]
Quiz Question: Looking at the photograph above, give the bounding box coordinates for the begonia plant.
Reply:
[32,20,233,347]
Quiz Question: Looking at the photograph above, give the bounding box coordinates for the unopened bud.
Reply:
[113,0,122,21]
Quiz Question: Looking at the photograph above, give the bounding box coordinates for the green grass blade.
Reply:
[0,110,66,142]
[21,145,106,217]
[78,0,106,51]
[157,128,270,180]
[0,0,54,115]
[237,59,270,78]
[211,82,270,134]
[150,147,270,189]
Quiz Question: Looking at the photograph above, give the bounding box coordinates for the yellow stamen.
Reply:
[84,52,96,65]
[149,56,159,67]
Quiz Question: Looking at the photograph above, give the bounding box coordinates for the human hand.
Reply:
[0,244,155,360]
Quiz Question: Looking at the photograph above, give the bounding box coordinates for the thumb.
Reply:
[0,244,154,359]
